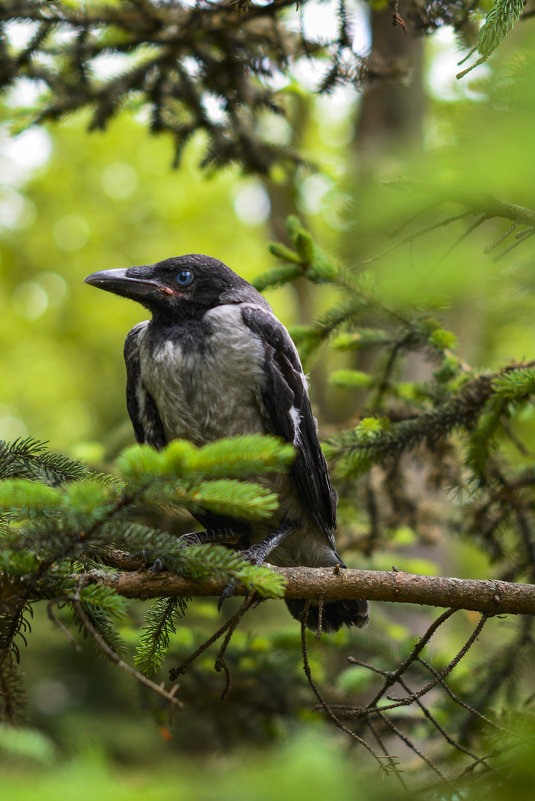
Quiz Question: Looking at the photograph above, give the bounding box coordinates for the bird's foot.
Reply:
[217,544,266,610]
[218,579,238,611]
[150,529,238,573]
[177,528,239,549]
[177,532,202,548]
[150,556,167,574]
[139,548,168,573]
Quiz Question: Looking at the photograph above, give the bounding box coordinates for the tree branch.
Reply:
[87,565,535,615]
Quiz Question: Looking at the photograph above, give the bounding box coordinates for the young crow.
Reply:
[85,255,369,632]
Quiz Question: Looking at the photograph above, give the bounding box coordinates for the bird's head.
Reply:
[84,255,261,318]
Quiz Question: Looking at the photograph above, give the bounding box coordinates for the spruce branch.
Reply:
[328,362,535,476]
[86,565,535,616]
[457,0,526,77]
[0,437,88,484]
[0,0,375,174]
[385,180,535,259]
[135,596,188,677]
[72,589,182,710]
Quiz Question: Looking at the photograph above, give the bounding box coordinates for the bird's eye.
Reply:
[176,270,193,287]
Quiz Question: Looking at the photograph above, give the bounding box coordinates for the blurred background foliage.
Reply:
[2,0,535,798]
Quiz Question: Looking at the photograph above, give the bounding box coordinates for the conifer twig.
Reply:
[300,601,387,765]
[72,589,183,709]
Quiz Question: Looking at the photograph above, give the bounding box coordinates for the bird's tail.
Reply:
[285,597,369,633]
[284,554,369,633]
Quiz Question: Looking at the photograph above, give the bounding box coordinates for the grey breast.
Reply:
[138,304,268,446]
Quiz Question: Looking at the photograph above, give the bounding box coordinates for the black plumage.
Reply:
[85,254,369,632]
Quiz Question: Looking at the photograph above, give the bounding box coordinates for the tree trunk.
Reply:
[355,7,425,165]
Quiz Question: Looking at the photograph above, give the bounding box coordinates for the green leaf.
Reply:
[159,440,196,477]
[286,215,301,240]
[115,444,164,479]
[176,543,286,598]
[253,264,303,292]
[62,480,118,518]
[477,0,525,57]
[332,329,391,350]
[0,438,88,484]
[186,480,280,519]
[176,435,295,478]
[267,242,301,263]
[295,230,315,264]
[135,596,188,677]
[306,251,338,283]
[492,368,535,400]
[0,479,61,513]
[78,584,128,619]
[330,370,373,389]
[354,417,390,441]
[428,328,458,351]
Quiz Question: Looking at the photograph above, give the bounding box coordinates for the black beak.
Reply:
[84,268,161,301]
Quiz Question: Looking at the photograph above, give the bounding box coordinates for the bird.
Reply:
[84,254,369,632]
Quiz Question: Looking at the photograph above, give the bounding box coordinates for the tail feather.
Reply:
[285,597,369,633]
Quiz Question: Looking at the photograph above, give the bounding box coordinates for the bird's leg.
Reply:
[239,522,294,566]
[177,528,241,547]
[218,522,294,609]
[149,528,240,572]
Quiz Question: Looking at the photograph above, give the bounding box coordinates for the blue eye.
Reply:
[176,270,193,287]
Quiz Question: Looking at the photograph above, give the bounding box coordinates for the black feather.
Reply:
[124,322,167,448]
[241,305,337,544]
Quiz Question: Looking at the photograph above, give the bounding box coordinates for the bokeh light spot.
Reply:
[299,174,332,215]
[233,183,270,225]
[12,281,49,320]
[101,162,139,199]
[53,215,90,252]
[0,405,28,439]
[37,271,68,306]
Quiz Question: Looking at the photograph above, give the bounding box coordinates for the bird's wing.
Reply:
[124,323,239,535]
[124,322,167,449]
[241,305,337,545]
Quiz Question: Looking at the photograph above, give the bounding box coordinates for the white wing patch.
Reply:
[289,405,302,446]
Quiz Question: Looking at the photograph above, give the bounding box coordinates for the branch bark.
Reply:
[88,565,535,616]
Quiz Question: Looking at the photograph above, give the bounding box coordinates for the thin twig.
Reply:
[376,709,454,789]
[366,608,457,709]
[169,595,255,680]
[347,656,389,677]
[384,613,490,709]
[73,594,182,709]
[437,213,488,264]
[417,658,515,737]
[47,600,81,653]
[483,222,519,255]
[214,593,257,699]
[397,674,501,777]
[300,601,388,766]
[365,718,408,790]
[363,212,474,264]
[389,200,441,239]
[315,599,324,640]
[495,227,535,260]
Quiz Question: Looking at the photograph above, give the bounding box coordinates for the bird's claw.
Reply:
[217,546,265,611]
[177,532,202,547]
[139,549,167,572]
[150,556,167,573]
[218,579,238,611]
